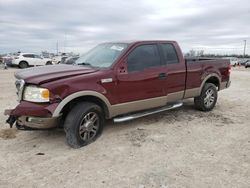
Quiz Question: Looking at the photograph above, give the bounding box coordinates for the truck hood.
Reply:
[15,64,98,85]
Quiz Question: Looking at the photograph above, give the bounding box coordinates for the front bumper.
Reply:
[4,109,61,129]
[17,116,61,129]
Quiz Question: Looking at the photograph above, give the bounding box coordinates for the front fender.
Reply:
[52,90,113,118]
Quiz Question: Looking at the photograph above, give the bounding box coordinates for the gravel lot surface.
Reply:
[0,67,250,188]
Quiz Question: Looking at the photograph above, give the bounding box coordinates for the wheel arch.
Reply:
[199,73,221,95]
[52,91,112,119]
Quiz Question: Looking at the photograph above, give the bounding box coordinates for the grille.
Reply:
[15,79,25,101]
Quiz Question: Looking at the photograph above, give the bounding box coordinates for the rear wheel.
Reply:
[64,102,104,148]
[46,61,52,65]
[194,83,218,111]
[19,61,28,69]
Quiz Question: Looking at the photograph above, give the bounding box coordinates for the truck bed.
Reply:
[185,57,230,93]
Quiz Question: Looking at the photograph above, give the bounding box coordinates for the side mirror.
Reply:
[117,59,128,74]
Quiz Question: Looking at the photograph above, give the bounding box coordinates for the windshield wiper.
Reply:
[77,62,92,66]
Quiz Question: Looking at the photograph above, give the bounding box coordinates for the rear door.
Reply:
[159,43,186,101]
[22,54,35,66]
[33,55,44,66]
[116,43,167,111]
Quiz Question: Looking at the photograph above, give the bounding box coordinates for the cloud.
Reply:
[0,0,249,54]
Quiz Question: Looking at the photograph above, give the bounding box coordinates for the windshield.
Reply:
[75,43,128,68]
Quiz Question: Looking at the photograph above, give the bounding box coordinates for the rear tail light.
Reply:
[228,64,231,76]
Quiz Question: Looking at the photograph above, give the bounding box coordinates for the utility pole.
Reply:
[56,40,58,55]
[243,40,246,58]
[64,33,67,53]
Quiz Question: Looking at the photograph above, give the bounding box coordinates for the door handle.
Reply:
[158,72,167,79]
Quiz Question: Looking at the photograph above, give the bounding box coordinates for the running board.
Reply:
[113,102,183,123]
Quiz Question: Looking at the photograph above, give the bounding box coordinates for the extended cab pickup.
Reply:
[5,40,231,148]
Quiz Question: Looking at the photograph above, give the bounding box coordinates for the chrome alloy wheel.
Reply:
[79,112,99,141]
[204,89,215,108]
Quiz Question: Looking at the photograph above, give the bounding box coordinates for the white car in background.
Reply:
[52,55,68,64]
[228,57,238,67]
[12,53,52,68]
[245,60,250,68]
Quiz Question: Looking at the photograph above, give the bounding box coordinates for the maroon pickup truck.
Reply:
[5,40,231,148]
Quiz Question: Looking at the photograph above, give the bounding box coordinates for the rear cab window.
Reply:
[160,43,179,64]
[127,44,161,72]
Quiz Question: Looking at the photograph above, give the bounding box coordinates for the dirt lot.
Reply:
[0,67,250,188]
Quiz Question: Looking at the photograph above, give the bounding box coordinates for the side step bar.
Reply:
[113,102,183,123]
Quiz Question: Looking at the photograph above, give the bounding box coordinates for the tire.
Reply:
[64,102,104,148]
[46,61,52,65]
[194,83,218,111]
[19,61,28,69]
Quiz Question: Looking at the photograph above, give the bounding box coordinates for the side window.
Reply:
[34,55,41,59]
[161,43,179,64]
[127,44,161,72]
[23,54,34,58]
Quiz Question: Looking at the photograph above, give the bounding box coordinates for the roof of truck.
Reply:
[103,40,177,44]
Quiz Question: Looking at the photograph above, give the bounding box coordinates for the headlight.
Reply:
[23,85,50,103]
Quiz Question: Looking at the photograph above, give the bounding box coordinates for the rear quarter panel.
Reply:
[186,59,230,90]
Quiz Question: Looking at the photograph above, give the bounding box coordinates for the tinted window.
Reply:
[161,44,179,64]
[34,55,41,58]
[127,44,161,72]
[23,54,34,58]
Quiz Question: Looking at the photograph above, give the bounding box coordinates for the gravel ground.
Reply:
[0,67,250,188]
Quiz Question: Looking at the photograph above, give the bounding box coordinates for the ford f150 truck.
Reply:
[4,40,231,148]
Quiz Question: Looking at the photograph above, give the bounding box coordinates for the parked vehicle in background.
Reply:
[52,55,68,64]
[11,53,52,68]
[0,55,3,64]
[245,60,250,68]
[225,57,238,67]
[239,59,250,66]
[5,40,231,148]
[60,56,68,64]
[62,56,79,64]
[52,56,62,64]
[1,53,18,66]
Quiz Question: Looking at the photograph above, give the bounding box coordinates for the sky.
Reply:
[0,0,250,55]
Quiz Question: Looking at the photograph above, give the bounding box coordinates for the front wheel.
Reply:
[19,61,28,69]
[194,83,218,111]
[64,102,104,148]
[46,61,52,65]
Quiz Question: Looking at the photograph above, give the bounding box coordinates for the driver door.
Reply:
[115,44,167,114]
